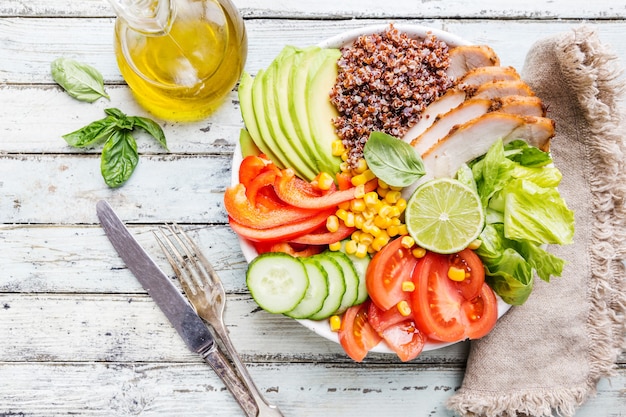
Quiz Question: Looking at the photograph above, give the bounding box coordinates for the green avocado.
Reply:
[239,70,282,167]
[306,49,343,175]
[272,47,320,180]
[265,47,318,181]
[238,128,260,158]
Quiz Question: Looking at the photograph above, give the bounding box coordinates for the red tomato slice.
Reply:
[338,301,382,362]
[366,237,419,311]
[462,283,498,339]
[227,209,333,243]
[412,251,498,342]
[367,302,425,362]
[412,251,466,342]
[224,184,320,229]
[448,248,485,300]
[274,169,378,209]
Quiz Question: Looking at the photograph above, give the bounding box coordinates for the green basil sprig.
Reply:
[51,58,110,103]
[363,131,425,187]
[62,108,168,188]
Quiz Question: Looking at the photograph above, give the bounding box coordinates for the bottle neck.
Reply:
[107,0,175,35]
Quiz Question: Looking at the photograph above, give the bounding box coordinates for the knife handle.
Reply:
[202,345,259,417]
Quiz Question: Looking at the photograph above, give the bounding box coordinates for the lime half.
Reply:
[405,178,484,254]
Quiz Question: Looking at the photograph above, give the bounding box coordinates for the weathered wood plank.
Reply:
[0,361,623,417]
[2,18,626,85]
[0,154,231,224]
[2,0,625,19]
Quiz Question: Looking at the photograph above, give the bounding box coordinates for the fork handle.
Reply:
[202,344,258,417]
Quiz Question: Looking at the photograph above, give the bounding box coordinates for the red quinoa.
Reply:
[330,24,453,167]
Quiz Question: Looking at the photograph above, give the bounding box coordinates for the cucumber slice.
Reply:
[339,240,371,304]
[285,257,329,319]
[246,253,309,314]
[324,251,359,313]
[308,255,346,320]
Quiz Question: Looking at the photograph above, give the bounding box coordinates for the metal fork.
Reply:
[154,224,284,417]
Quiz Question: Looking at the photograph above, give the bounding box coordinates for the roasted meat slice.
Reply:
[492,95,547,117]
[447,45,500,79]
[402,88,467,142]
[457,66,520,89]
[411,98,493,155]
[471,80,536,99]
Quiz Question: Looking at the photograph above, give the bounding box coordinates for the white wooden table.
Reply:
[1,1,624,416]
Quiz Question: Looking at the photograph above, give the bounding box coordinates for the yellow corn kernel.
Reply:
[389,184,403,191]
[374,215,392,230]
[362,209,375,220]
[344,239,358,255]
[351,230,362,241]
[448,266,467,282]
[354,213,365,229]
[328,241,342,251]
[363,191,379,207]
[351,174,367,186]
[315,172,334,191]
[354,184,366,199]
[339,161,350,173]
[332,140,346,156]
[387,224,400,237]
[388,206,401,218]
[378,204,393,218]
[395,198,407,212]
[371,234,390,252]
[362,221,381,237]
[385,190,402,204]
[355,243,369,258]
[377,187,388,198]
[390,217,402,226]
[401,235,415,249]
[353,158,368,174]
[397,300,412,317]
[398,224,408,236]
[412,246,426,258]
[326,215,339,233]
[468,239,482,250]
[344,212,355,227]
[335,208,348,221]
[362,169,376,182]
[377,178,390,189]
[359,232,374,246]
[329,315,342,332]
[341,151,349,161]
[402,281,416,292]
[350,198,366,212]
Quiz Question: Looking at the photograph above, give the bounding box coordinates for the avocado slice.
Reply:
[238,71,282,166]
[264,47,318,181]
[273,47,320,180]
[289,47,342,176]
[238,128,260,158]
[307,49,343,175]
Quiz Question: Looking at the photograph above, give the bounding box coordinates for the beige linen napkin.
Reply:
[447,26,626,417]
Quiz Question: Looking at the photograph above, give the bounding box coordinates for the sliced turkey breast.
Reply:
[447,45,500,79]
[492,95,546,117]
[402,88,467,142]
[411,98,493,155]
[421,111,554,178]
[471,80,536,99]
[457,66,520,89]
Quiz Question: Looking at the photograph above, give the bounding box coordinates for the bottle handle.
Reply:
[106,0,174,34]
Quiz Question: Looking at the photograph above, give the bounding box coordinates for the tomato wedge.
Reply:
[366,237,419,311]
[275,169,378,209]
[224,184,319,229]
[448,248,485,300]
[367,302,425,362]
[228,209,334,242]
[338,301,382,362]
[411,251,498,342]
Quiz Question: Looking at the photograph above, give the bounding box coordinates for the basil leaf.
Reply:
[130,116,168,150]
[101,130,139,188]
[62,116,117,148]
[363,131,425,187]
[104,108,137,130]
[51,58,110,103]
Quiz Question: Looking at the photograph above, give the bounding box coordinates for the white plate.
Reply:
[232,24,511,354]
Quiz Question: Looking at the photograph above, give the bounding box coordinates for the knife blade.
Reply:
[96,200,258,417]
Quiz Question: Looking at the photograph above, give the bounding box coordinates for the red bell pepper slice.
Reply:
[289,223,356,245]
[238,155,273,187]
[224,183,319,229]
[228,209,334,242]
[274,169,379,209]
